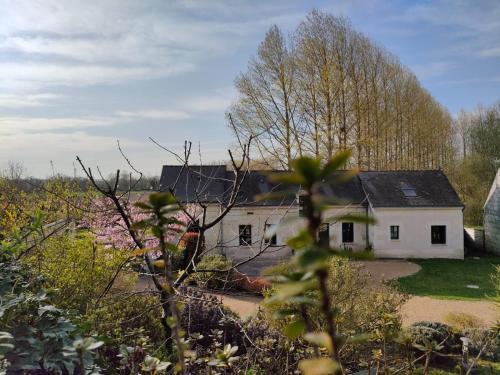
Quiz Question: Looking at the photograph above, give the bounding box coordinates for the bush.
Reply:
[263,257,407,364]
[408,322,460,354]
[22,231,133,313]
[85,293,165,371]
[178,288,311,374]
[188,254,234,290]
[444,312,485,331]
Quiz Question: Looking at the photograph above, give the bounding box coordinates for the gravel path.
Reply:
[212,260,498,325]
[136,260,498,325]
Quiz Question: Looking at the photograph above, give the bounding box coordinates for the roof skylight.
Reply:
[402,187,417,197]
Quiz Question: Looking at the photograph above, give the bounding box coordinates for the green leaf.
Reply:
[134,202,152,210]
[151,226,162,239]
[267,172,306,185]
[255,191,296,202]
[287,230,313,250]
[149,192,177,208]
[296,248,331,270]
[273,280,316,300]
[346,334,370,345]
[298,357,339,375]
[292,157,321,184]
[320,151,352,179]
[284,319,305,340]
[131,221,149,230]
[304,332,333,353]
[273,308,298,320]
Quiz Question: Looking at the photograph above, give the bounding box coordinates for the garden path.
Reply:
[212,260,498,325]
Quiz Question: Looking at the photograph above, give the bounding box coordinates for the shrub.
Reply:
[178,288,311,374]
[85,293,164,371]
[22,231,133,313]
[188,254,234,290]
[407,322,461,354]
[263,257,407,364]
[444,312,485,331]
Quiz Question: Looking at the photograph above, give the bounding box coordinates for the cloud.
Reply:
[477,47,500,58]
[0,0,303,91]
[0,62,194,88]
[409,62,452,80]
[116,110,191,120]
[188,87,236,112]
[0,116,115,134]
[0,93,61,108]
[0,130,141,177]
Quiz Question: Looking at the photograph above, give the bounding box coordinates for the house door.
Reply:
[342,222,354,243]
[318,223,329,247]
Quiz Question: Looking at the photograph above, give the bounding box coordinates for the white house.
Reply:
[159,165,464,274]
[484,168,500,254]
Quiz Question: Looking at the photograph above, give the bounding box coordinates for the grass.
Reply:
[396,254,500,301]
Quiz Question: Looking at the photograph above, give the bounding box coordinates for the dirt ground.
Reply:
[136,260,498,325]
[212,260,499,325]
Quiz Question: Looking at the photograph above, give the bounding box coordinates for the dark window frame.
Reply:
[431,225,446,245]
[390,225,400,240]
[239,225,252,246]
[264,223,277,246]
[342,222,354,243]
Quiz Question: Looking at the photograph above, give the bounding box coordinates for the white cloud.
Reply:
[0,62,194,88]
[0,93,61,108]
[477,47,500,58]
[0,0,300,91]
[0,116,115,134]
[409,62,452,80]
[188,87,236,112]
[116,110,190,120]
[0,130,141,177]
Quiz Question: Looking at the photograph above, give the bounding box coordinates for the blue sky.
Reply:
[0,0,499,177]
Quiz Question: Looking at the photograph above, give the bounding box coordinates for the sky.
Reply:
[0,0,499,177]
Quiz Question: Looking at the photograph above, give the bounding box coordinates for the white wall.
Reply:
[371,207,464,259]
[216,206,298,263]
[484,169,500,254]
[322,206,368,251]
[202,205,368,261]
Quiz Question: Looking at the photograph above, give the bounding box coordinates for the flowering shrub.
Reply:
[79,197,190,251]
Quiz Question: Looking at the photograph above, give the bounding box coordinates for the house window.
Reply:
[342,222,354,243]
[239,225,252,246]
[401,186,417,197]
[318,223,329,247]
[264,224,277,246]
[390,225,399,240]
[431,225,446,244]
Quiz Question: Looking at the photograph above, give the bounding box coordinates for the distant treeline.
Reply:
[2,174,160,193]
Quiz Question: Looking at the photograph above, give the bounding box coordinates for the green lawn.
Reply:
[396,255,500,301]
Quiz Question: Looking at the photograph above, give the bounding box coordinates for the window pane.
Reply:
[342,222,354,243]
[402,188,417,197]
[390,225,399,240]
[239,225,252,246]
[265,224,277,246]
[431,225,446,244]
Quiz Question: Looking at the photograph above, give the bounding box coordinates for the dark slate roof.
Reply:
[159,165,463,208]
[358,170,463,208]
[318,172,367,205]
[159,165,228,203]
[235,171,298,206]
